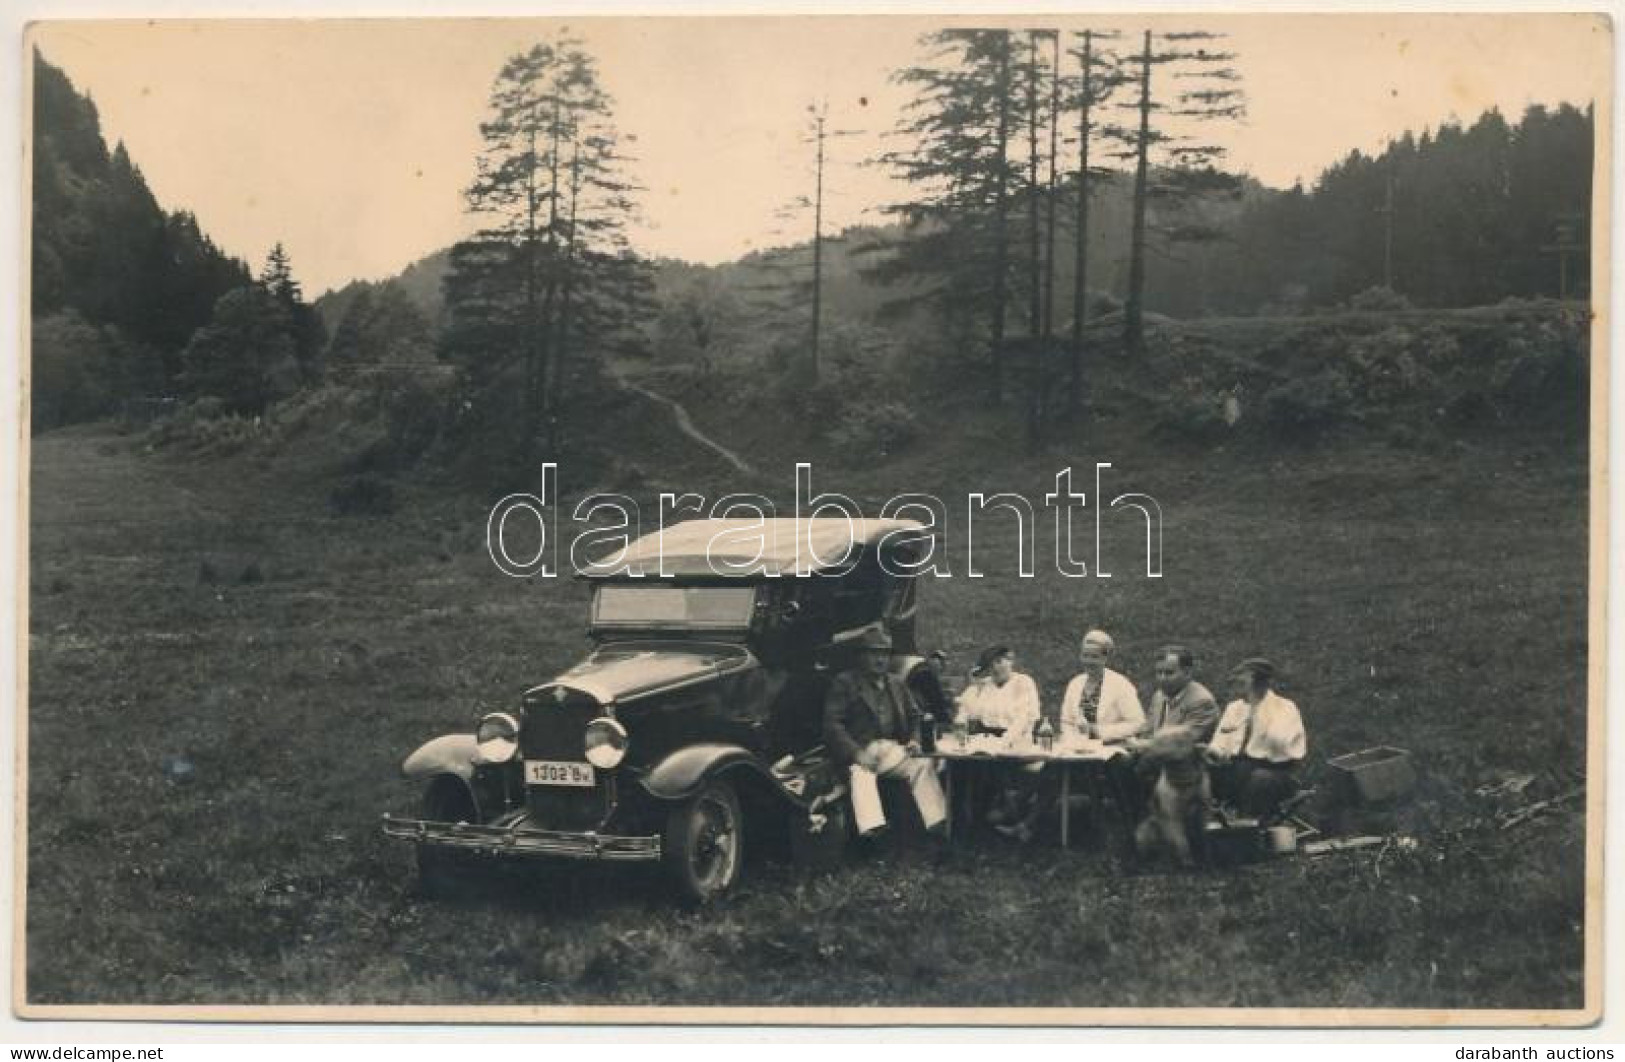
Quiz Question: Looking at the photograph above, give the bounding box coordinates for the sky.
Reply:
[29,14,1610,295]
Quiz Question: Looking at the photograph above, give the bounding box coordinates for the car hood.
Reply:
[534,642,755,705]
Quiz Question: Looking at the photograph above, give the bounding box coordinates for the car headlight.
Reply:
[584,716,628,769]
[474,711,520,764]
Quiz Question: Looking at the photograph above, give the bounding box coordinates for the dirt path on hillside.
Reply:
[606,366,756,476]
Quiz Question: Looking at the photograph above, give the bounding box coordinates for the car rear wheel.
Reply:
[663,779,743,903]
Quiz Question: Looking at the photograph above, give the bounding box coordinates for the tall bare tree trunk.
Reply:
[1070,31,1094,414]
[523,124,541,456]
[1024,32,1045,450]
[1043,31,1060,341]
[810,111,825,385]
[1125,29,1153,356]
[989,34,1011,404]
[537,100,564,447]
[547,138,581,453]
[1025,33,1042,339]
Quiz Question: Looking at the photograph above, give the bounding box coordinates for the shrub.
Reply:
[1487,321,1587,418]
[1346,286,1413,312]
[381,376,446,464]
[31,312,115,431]
[1416,326,1463,369]
[147,399,264,453]
[1259,370,1355,440]
[1080,289,1123,320]
[826,399,920,461]
[1347,326,1434,404]
[328,474,396,517]
[1151,381,1231,443]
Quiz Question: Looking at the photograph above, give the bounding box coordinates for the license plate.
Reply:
[526,760,596,787]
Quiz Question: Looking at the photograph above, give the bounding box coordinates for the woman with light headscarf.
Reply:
[1057,629,1145,742]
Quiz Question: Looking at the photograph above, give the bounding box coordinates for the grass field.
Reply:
[24,359,1590,1012]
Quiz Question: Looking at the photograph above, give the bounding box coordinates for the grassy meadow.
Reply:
[24,322,1591,1012]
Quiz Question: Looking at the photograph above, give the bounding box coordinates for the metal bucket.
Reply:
[1265,824,1298,855]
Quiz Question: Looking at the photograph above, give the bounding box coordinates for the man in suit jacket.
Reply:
[1125,644,1220,833]
[823,627,948,836]
[1141,645,1220,744]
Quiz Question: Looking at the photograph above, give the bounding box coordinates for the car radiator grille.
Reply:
[521,686,613,831]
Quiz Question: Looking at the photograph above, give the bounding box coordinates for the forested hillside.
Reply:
[1208,105,1594,312]
[31,51,251,428]
[31,33,1594,477]
[30,51,337,431]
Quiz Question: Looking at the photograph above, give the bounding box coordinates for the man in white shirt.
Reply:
[1206,657,1307,819]
[1057,629,1145,742]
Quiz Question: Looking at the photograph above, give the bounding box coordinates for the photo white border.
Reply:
[1,0,1618,1042]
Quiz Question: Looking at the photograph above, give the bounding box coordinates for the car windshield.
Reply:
[592,585,757,628]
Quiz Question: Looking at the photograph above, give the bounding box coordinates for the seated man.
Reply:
[1140,645,1220,745]
[822,626,948,841]
[1205,657,1307,820]
[1125,644,1220,821]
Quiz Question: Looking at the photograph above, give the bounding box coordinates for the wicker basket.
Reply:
[1327,745,1416,805]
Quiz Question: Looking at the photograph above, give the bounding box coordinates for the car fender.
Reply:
[402,734,478,782]
[639,743,796,804]
[889,654,926,683]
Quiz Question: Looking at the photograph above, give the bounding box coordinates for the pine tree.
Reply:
[1116,29,1244,353]
[872,29,1021,401]
[450,31,648,458]
[258,242,326,381]
[1065,29,1126,414]
[180,286,300,414]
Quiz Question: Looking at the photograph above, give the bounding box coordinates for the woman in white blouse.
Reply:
[955,646,1041,736]
[1056,629,1145,742]
[1205,658,1307,819]
[955,646,1042,829]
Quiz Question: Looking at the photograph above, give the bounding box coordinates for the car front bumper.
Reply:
[381,812,662,862]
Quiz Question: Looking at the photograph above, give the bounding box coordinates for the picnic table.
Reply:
[929,732,1131,848]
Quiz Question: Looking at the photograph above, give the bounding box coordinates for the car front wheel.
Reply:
[663,779,743,903]
[415,776,477,898]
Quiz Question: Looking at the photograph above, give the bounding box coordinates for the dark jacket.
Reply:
[822,669,920,766]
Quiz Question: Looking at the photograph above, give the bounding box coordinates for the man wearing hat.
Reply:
[1057,629,1145,742]
[1206,658,1307,818]
[823,626,948,836]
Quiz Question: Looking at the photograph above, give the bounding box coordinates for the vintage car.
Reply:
[381,517,946,902]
